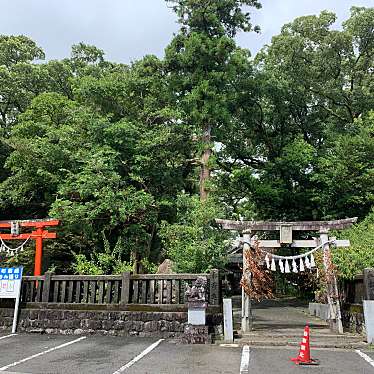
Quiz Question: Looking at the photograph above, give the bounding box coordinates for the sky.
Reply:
[1,0,373,63]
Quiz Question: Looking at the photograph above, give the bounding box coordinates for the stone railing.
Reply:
[19,270,220,308]
[0,270,222,337]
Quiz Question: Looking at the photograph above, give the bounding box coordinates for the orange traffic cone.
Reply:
[291,325,319,365]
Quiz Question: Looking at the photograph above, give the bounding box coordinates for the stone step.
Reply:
[241,332,363,340]
[235,338,367,349]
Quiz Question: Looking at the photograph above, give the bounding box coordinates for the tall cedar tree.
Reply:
[165,0,261,200]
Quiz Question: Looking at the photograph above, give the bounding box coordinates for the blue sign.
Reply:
[0,267,23,280]
[0,267,23,298]
[0,266,23,333]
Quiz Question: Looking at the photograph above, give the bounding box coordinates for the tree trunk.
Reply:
[199,124,212,201]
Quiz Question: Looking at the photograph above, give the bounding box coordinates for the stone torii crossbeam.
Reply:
[216,217,357,334]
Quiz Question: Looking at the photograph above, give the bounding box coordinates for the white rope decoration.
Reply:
[285,260,290,273]
[0,236,31,256]
[260,239,336,260]
[299,258,305,272]
[248,239,336,273]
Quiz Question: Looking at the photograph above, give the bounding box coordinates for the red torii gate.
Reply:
[0,219,60,276]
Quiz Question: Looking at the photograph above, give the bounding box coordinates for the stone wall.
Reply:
[309,302,330,321]
[0,307,222,338]
[341,304,365,335]
[309,302,365,335]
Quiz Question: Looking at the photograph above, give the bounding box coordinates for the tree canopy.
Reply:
[0,4,373,276]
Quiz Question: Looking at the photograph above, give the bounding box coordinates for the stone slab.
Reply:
[363,300,374,343]
[188,308,206,325]
[223,298,233,342]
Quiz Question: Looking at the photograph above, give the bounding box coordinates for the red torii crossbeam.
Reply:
[0,219,60,276]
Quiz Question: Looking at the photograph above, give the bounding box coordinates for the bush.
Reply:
[159,194,229,273]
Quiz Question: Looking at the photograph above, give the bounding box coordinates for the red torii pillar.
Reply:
[0,219,60,276]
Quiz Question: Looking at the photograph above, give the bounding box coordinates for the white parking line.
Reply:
[355,349,374,368]
[0,336,86,371]
[112,339,164,373]
[0,334,17,341]
[240,345,250,374]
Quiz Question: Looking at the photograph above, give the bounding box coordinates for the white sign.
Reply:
[0,267,23,333]
[0,267,22,298]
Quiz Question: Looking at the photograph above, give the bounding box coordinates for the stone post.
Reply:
[120,272,131,305]
[320,229,343,334]
[209,269,220,305]
[363,268,374,300]
[42,272,53,303]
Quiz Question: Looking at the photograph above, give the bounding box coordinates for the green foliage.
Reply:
[165,0,261,200]
[71,232,134,275]
[216,7,374,221]
[71,252,133,275]
[0,35,44,66]
[160,195,229,273]
[313,112,374,218]
[0,4,373,277]
[168,0,261,36]
[333,209,374,279]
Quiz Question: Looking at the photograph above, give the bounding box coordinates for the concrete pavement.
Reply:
[0,332,373,373]
[234,297,366,348]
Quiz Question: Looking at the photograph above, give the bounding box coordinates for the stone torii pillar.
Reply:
[320,229,344,334]
[242,233,252,333]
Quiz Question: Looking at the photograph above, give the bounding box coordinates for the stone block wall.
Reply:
[310,302,365,335]
[341,304,365,335]
[309,302,331,321]
[0,307,222,338]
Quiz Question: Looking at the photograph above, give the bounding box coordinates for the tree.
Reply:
[0,52,195,273]
[0,92,159,272]
[216,7,374,220]
[0,36,45,130]
[159,194,229,273]
[1,6,373,275]
[165,0,261,200]
[312,111,374,219]
[333,208,374,279]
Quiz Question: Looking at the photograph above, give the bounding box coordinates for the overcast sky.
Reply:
[1,0,373,63]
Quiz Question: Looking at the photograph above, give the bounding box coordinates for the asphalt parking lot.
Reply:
[0,332,373,374]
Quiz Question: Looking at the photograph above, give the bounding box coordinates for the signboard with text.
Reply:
[0,267,23,333]
[0,267,23,298]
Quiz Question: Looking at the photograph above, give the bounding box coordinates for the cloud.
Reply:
[0,0,372,62]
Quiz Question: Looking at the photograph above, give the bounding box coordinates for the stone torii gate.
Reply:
[216,217,357,334]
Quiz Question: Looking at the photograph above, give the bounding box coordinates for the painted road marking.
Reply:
[220,343,239,348]
[0,334,17,340]
[355,349,374,368]
[112,339,164,373]
[0,336,87,371]
[240,345,250,374]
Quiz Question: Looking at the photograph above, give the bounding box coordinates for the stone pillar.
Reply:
[242,233,252,333]
[363,268,374,300]
[320,229,343,334]
[363,300,374,343]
